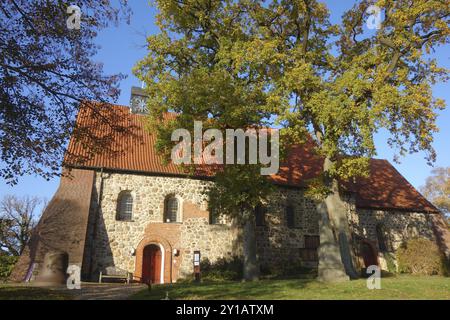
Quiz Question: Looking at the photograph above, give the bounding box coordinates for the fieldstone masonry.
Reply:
[255,188,320,270]
[85,172,239,282]
[84,172,325,281]
[82,170,440,282]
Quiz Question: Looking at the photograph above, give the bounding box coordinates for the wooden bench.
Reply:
[99,266,132,284]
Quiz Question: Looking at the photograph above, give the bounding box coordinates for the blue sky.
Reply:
[0,0,448,211]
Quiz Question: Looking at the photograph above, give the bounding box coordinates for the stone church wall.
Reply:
[86,172,238,281]
[256,187,320,271]
[86,171,323,281]
[86,170,439,281]
[346,199,436,271]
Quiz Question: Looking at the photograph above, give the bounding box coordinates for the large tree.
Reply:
[421,167,450,217]
[136,0,449,280]
[0,0,131,184]
[0,195,42,256]
[136,0,276,280]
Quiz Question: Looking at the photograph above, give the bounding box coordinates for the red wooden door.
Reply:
[142,245,162,284]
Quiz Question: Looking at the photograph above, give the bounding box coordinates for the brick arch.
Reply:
[134,235,174,283]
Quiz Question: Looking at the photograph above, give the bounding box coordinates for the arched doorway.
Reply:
[142,244,163,284]
[360,241,378,268]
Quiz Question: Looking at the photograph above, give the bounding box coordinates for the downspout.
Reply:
[88,167,105,280]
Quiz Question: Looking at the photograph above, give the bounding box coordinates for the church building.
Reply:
[10,87,450,284]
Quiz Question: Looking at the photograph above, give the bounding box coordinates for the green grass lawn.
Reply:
[131,275,450,300]
[0,285,72,300]
[0,276,448,300]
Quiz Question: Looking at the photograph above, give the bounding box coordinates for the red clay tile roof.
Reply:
[64,102,439,214]
[344,159,439,213]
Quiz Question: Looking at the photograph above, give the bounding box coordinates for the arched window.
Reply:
[376,224,387,252]
[164,196,180,223]
[116,192,133,221]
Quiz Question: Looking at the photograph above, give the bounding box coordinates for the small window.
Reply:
[209,207,221,225]
[376,224,388,252]
[255,205,266,227]
[286,205,295,228]
[116,192,133,221]
[164,196,179,223]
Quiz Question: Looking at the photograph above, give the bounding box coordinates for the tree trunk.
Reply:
[242,216,260,281]
[317,157,358,281]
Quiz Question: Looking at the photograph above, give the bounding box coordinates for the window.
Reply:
[376,224,388,252]
[116,192,133,221]
[286,205,295,228]
[164,196,179,223]
[209,207,220,225]
[255,205,266,227]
